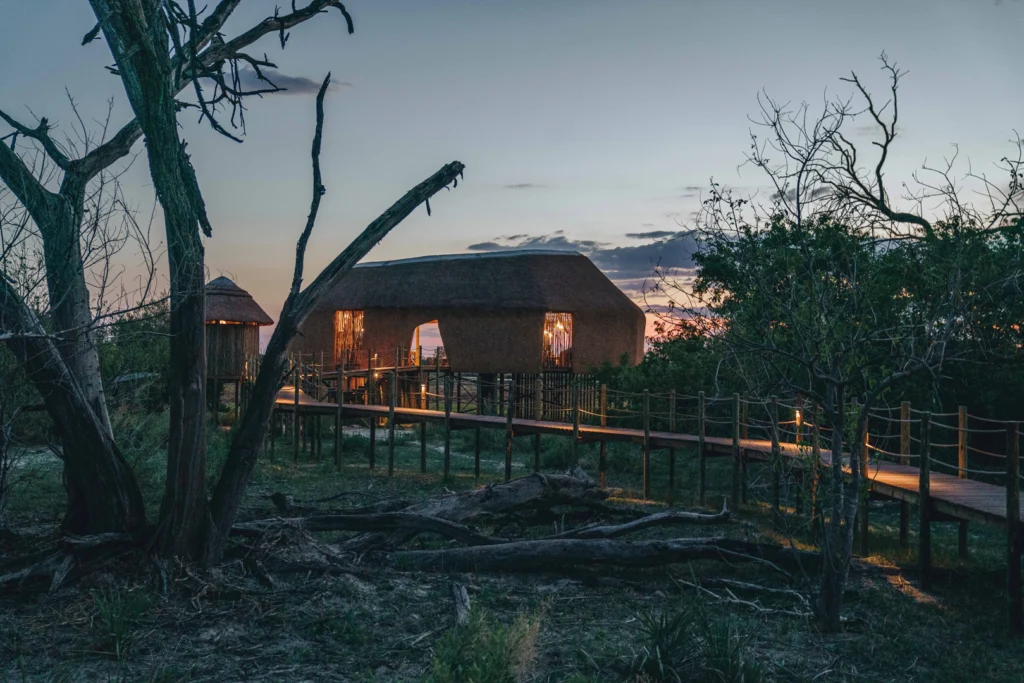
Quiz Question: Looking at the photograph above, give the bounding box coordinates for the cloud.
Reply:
[625,230,678,240]
[235,67,352,95]
[502,183,546,190]
[466,230,698,283]
[769,185,830,203]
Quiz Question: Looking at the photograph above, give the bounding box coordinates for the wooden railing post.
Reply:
[741,393,749,503]
[958,405,969,560]
[731,393,741,511]
[859,403,870,557]
[534,378,543,472]
[667,389,676,507]
[698,391,707,505]
[335,366,345,470]
[505,380,516,482]
[899,400,911,548]
[1007,421,1021,633]
[919,411,932,591]
[418,362,426,410]
[642,389,651,500]
[793,398,804,514]
[770,396,781,514]
[387,371,397,477]
[420,420,428,474]
[572,378,581,465]
[810,403,821,542]
[443,372,452,479]
[599,384,608,488]
[292,361,300,464]
[474,374,483,478]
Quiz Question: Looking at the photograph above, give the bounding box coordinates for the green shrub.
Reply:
[426,608,539,683]
[629,605,765,683]
[91,586,150,660]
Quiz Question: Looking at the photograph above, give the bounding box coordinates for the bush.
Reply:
[629,605,765,683]
[426,608,539,683]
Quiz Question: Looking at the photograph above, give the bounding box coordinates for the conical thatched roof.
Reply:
[205,276,273,325]
[317,251,642,316]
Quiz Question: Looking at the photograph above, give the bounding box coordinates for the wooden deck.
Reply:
[274,388,1021,530]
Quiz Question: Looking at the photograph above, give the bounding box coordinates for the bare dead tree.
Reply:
[0,0,360,539]
[202,75,464,562]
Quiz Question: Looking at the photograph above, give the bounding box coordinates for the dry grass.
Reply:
[2,421,1024,681]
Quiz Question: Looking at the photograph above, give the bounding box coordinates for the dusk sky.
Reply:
[1,0,1022,339]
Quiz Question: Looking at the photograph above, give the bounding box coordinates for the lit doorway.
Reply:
[410,320,445,366]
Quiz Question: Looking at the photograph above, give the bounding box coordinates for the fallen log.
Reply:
[541,504,730,540]
[386,536,819,573]
[232,512,502,546]
[400,472,608,521]
[342,472,608,551]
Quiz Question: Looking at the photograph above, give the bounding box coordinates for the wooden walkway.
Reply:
[274,385,1024,631]
[274,388,1021,529]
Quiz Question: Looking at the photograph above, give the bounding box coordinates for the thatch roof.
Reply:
[205,276,273,325]
[318,250,644,317]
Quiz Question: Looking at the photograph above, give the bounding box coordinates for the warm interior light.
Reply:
[795,409,802,426]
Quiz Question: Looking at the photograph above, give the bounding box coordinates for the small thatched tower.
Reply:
[205,276,273,383]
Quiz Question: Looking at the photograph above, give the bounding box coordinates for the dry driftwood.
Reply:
[451,582,471,625]
[540,504,730,540]
[386,536,819,573]
[232,512,502,546]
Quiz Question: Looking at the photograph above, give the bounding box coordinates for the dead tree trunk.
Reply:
[0,119,142,529]
[203,155,464,563]
[815,389,857,632]
[0,277,146,534]
[90,1,212,557]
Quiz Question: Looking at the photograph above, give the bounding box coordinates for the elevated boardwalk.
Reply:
[273,385,1024,632]
[274,388,1021,530]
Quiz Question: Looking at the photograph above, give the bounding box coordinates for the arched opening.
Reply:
[410,320,445,366]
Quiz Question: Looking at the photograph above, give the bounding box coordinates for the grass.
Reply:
[3,413,1024,680]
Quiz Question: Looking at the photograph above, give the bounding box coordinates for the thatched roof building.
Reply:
[205,276,273,381]
[206,276,274,326]
[289,251,645,373]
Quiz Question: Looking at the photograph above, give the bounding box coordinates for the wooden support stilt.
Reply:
[572,377,581,465]
[900,400,911,548]
[810,403,821,542]
[387,371,397,477]
[793,398,804,513]
[505,380,516,482]
[335,367,345,471]
[534,433,541,472]
[368,416,377,470]
[1007,421,1021,633]
[642,390,651,500]
[474,420,481,479]
[741,393,749,503]
[292,362,300,464]
[698,391,707,505]
[443,373,452,479]
[731,393,741,511]
[859,405,870,557]
[420,421,427,473]
[919,411,932,591]
[958,405,969,561]
[599,384,608,488]
[667,389,676,506]
[770,396,781,515]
